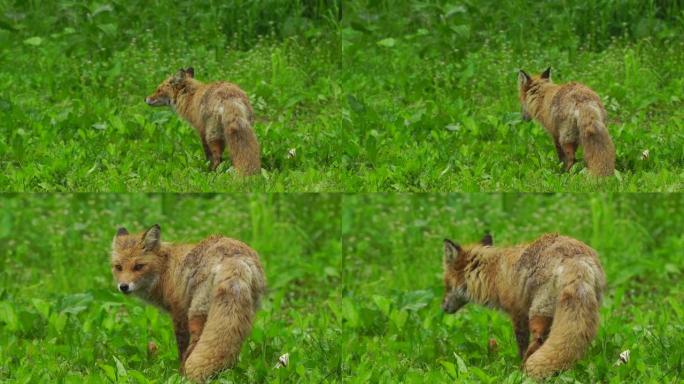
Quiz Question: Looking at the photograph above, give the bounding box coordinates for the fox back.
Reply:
[111,225,265,314]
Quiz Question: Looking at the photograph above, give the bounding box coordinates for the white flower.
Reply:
[274,353,289,369]
[615,349,630,366]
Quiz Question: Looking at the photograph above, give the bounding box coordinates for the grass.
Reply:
[2,2,683,382]
[0,1,344,192]
[1,1,683,191]
[2,194,683,382]
[341,1,684,191]
[341,193,684,382]
[0,194,342,383]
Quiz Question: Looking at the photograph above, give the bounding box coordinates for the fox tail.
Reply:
[182,273,258,381]
[523,275,601,379]
[579,109,615,177]
[223,101,261,176]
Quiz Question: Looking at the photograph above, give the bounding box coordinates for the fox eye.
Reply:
[114,265,122,271]
[133,263,145,271]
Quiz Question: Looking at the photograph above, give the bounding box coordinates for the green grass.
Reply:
[2,194,684,382]
[0,194,342,382]
[341,193,684,382]
[2,1,684,191]
[0,1,344,192]
[341,1,684,191]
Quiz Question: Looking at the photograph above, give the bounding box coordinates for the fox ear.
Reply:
[185,67,194,78]
[171,69,185,85]
[142,224,161,252]
[444,238,462,265]
[541,67,551,80]
[112,227,129,249]
[481,233,493,246]
[518,70,531,87]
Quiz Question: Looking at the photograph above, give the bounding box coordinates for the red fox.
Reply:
[111,225,266,381]
[518,67,615,176]
[146,67,261,175]
[442,233,605,379]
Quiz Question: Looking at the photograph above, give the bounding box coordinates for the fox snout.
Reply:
[145,96,164,106]
[442,289,467,314]
[521,107,532,122]
[442,299,458,314]
[118,282,134,294]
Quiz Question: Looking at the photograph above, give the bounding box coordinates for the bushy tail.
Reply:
[579,112,615,177]
[223,101,261,176]
[524,280,601,380]
[183,277,257,382]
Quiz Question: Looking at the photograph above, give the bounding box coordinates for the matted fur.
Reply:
[442,233,605,379]
[111,225,266,382]
[146,68,261,175]
[518,68,615,176]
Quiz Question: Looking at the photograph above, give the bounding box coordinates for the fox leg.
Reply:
[513,316,530,359]
[173,319,190,366]
[554,139,565,163]
[204,120,225,171]
[207,140,225,171]
[523,316,553,363]
[561,142,577,172]
[180,314,207,370]
[200,136,212,162]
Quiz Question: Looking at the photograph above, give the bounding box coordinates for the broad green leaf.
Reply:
[99,364,116,382]
[23,37,43,46]
[0,301,19,331]
[453,352,468,373]
[377,38,396,47]
[372,295,391,316]
[341,297,359,328]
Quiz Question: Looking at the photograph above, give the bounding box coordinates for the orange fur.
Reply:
[518,68,615,176]
[111,225,266,382]
[442,233,605,379]
[146,68,261,175]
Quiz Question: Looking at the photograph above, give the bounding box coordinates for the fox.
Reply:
[145,67,261,175]
[518,67,615,176]
[111,224,266,382]
[441,233,605,380]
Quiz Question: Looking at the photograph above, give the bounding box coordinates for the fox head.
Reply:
[442,233,493,313]
[145,67,195,107]
[518,67,551,121]
[111,224,165,295]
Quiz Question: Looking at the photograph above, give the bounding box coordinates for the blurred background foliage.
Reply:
[345,0,684,55]
[0,0,340,54]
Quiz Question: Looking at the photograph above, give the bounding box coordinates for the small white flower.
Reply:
[274,353,289,369]
[287,148,296,159]
[615,349,630,366]
[641,149,649,160]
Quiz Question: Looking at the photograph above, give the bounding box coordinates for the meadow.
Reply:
[342,1,684,191]
[0,1,344,192]
[1,1,683,192]
[0,194,342,382]
[341,193,684,382]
